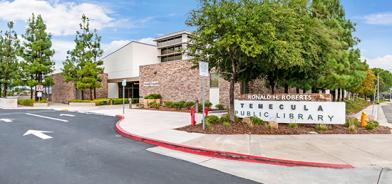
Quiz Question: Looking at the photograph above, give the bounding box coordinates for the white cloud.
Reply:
[366,55,392,70]
[138,37,156,45]
[363,13,392,25]
[102,40,131,56]
[51,39,74,72]
[0,0,127,35]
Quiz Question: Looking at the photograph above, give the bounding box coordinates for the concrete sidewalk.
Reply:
[63,104,392,168]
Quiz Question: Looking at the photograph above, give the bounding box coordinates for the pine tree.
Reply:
[63,15,104,100]
[0,22,20,97]
[21,14,55,100]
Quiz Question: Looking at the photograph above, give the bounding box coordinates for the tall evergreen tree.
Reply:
[63,15,104,100]
[21,14,55,100]
[0,22,20,97]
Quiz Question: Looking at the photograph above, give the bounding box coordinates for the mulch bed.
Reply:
[177,122,391,135]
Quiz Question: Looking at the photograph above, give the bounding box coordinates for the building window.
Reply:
[161,54,182,62]
[240,81,249,94]
[210,73,219,88]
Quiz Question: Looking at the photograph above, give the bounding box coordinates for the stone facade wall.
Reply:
[139,60,209,103]
[52,73,76,103]
[218,78,241,107]
[51,73,108,103]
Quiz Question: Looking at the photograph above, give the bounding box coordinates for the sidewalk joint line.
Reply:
[377,168,384,184]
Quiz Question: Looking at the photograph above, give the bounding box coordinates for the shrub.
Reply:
[93,98,111,106]
[112,98,129,105]
[220,114,230,123]
[345,98,370,114]
[223,121,231,127]
[365,120,379,130]
[38,98,47,103]
[198,101,212,112]
[184,101,195,109]
[18,99,35,106]
[215,104,225,110]
[288,123,298,129]
[148,101,160,109]
[69,99,92,103]
[205,115,221,124]
[131,98,139,104]
[174,101,186,109]
[315,124,328,132]
[144,93,161,99]
[250,116,263,125]
[164,101,174,108]
[206,121,214,131]
[345,117,359,127]
[265,124,273,130]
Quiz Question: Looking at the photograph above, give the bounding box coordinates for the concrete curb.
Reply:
[114,115,353,169]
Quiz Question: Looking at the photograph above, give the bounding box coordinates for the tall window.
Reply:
[210,73,219,88]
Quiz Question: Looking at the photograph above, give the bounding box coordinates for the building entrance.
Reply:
[118,81,139,98]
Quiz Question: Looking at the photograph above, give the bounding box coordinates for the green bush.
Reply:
[198,101,212,112]
[215,104,225,110]
[345,98,370,114]
[288,123,298,129]
[223,121,231,127]
[220,114,230,123]
[112,98,129,105]
[18,99,35,106]
[148,101,160,109]
[184,101,195,109]
[174,101,186,109]
[205,115,221,124]
[315,124,328,132]
[250,116,263,125]
[365,120,379,130]
[345,117,359,127]
[144,93,161,99]
[164,101,174,108]
[69,99,92,103]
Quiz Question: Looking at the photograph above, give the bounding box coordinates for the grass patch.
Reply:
[345,98,370,114]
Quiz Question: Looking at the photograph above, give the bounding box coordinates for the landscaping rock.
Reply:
[242,117,252,127]
[269,121,279,129]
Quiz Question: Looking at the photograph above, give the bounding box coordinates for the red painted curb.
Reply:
[114,116,353,169]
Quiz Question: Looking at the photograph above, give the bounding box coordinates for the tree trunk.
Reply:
[0,83,2,97]
[342,89,345,101]
[229,59,237,123]
[30,87,33,99]
[302,89,306,94]
[3,83,8,97]
[284,85,289,94]
[331,89,336,102]
[89,88,93,101]
[296,88,300,94]
[337,88,341,101]
[81,90,85,100]
[94,88,97,100]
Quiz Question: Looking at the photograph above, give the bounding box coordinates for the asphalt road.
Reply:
[382,104,392,123]
[0,109,257,184]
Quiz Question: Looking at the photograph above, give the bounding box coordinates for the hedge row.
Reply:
[18,98,47,106]
[69,98,139,106]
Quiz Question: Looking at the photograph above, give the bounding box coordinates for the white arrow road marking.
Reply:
[23,130,53,140]
[0,118,13,123]
[59,114,75,117]
[25,113,69,122]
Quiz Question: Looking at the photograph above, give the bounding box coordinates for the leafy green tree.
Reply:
[372,68,392,93]
[354,69,376,98]
[21,14,55,99]
[0,22,21,97]
[63,15,104,100]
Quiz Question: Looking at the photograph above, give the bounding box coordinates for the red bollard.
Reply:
[190,106,196,126]
[204,106,209,117]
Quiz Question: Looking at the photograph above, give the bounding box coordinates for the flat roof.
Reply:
[154,30,192,42]
[101,41,156,60]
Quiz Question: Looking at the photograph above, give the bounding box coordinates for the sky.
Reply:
[0,0,390,72]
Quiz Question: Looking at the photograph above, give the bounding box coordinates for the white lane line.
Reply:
[0,118,13,123]
[25,113,69,122]
[59,114,75,117]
